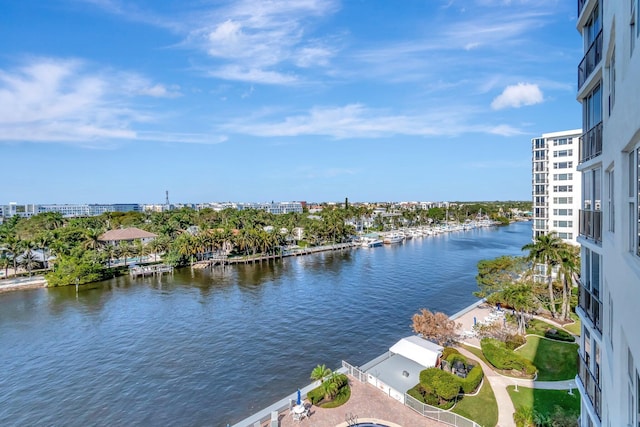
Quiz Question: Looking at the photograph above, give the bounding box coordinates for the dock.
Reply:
[129,264,173,278]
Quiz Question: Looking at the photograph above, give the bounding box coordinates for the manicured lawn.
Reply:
[526,319,575,342]
[453,379,498,427]
[507,385,580,422]
[564,313,582,336]
[461,345,490,365]
[515,336,578,381]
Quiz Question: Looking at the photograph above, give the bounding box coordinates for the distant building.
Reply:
[237,202,303,214]
[531,129,582,244]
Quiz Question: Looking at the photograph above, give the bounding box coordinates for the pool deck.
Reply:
[257,377,445,427]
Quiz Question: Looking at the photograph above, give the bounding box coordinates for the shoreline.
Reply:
[0,277,48,293]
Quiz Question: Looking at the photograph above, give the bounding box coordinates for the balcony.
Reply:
[578,30,603,90]
[578,0,587,18]
[579,122,602,163]
[579,209,602,243]
[578,352,602,420]
[579,282,603,333]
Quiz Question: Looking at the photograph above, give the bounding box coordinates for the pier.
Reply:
[129,264,173,278]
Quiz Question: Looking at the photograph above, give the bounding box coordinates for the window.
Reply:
[629,149,640,256]
[608,168,615,232]
[583,168,602,211]
[584,85,603,131]
[553,220,573,228]
[554,149,573,157]
[608,292,614,348]
[554,209,573,216]
[608,47,616,115]
[554,162,573,169]
[554,197,573,204]
[585,4,602,48]
[554,185,573,192]
[554,138,570,146]
[632,0,637,54]
[558,232,573,239]
[554,173,573,181]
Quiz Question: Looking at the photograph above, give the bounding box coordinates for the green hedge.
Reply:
[481,338,537,376]
[544,328,575,342]
[459,365,484,394]
[420,367,461,401]
[442,347,461,360]
[307,386,323,405]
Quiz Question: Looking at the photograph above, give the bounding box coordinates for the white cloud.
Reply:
[487,124,527,136]
[491,83,543,110]
[222,103,518,139]
[187,0,339,84]
[0,58,218,146]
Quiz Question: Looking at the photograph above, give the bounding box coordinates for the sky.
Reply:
[0,0,582,204]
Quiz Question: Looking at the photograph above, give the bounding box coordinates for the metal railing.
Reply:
[579,282,603,333]
[578,352,602,419]
[578,30,603,90]
[579,209,602,243]
[579,122,603,163]
[343,360,479,427]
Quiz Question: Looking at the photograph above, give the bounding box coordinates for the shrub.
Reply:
[442,347,460,360]
[481,338,537,376]
[446,353,469,366]
[459,365,484,394]
[307,386,324,405]
[420,367,461,402]
[544,328,575,342]
[505,333,526,350]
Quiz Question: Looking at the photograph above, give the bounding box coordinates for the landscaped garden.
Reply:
[408,348,485,410]
[515,336,578,381]
[525,318,575,342]
[507,385,580,427]
[307,364,350,408]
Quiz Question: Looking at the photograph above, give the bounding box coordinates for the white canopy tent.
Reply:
[389,335,443,368]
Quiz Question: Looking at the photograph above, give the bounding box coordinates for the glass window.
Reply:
[609,169,616,232]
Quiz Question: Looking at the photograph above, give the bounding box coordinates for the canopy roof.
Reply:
[98,227,157,241]
[389,335,443,368]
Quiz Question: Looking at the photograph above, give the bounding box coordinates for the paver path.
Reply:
[457,347,577,427]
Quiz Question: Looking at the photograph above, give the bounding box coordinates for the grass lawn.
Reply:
[453,379,498,427]
[461,345,490,365]
[526,319,575,342]
[564,312,582,336]
[516,336,578,381]
[507,385,580,422]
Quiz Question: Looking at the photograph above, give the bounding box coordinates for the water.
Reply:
[0,221,531,426]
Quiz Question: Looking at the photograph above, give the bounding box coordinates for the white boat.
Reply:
[363,239,383,248]
[383,233,405,244]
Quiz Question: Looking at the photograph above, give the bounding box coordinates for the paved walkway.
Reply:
[260,378,446,427]
[456,347,577,427]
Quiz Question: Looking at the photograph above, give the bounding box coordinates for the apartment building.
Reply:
[576,0,640,426]
[532,129,582,244]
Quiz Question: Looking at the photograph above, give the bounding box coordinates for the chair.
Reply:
[270,410,279,427]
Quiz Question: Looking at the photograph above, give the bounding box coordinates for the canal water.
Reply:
[0,221,531,426]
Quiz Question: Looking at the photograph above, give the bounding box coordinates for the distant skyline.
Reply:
[1,0,581,204]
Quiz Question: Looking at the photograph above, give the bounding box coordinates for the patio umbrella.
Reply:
[297,389,301,405]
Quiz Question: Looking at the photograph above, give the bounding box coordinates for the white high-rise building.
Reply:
[576,0,640,426]
[532,129,583,245]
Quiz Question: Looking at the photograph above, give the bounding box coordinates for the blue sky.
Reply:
[0,0,581,204]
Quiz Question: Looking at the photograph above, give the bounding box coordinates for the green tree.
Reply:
[522,233,566,318]
[558,244,580,320]
[475,256,526,298]
[310,364,332,383]
[499,283,537,335]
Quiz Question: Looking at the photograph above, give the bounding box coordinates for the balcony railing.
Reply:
[579,122,603,163]
[578,352,602,420]
[579,209,602,243]
[579,282,603,333]
[578,0,587,18]
[578,30,603,90]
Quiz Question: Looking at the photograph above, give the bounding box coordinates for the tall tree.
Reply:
[522,233,565,318]
[411,308,460,346]
[558,245,580,320]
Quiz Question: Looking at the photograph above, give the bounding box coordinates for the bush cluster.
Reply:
[481,338,537,376]
[307,387,323,405]
[441,347,461,360]
[505,333,526,350]
[459,365,483,394]
[544,328,575,342]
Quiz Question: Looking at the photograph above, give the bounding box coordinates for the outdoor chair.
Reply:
[270,410,279,427]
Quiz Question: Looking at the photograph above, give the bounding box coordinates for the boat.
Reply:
[383,233,405,244]
[362,238,383,248]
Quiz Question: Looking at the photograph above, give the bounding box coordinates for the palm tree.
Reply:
[35,232,53,269]
[522,233,565,318]
[0,255,9,278]
[3,235,22,277]
[119,242,134,266]
[310,364,332,384]
[558,245,580,320]
[500,283,537,335]
[83,228,103,251]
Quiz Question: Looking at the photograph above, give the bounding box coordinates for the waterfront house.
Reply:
[98,227,157,246]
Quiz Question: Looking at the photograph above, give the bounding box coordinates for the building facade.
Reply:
[532,129,583,245]
[576,0,640,426]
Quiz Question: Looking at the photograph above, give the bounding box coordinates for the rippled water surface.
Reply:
[0,221,531,426]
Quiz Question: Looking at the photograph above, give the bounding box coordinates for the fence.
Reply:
[342,360,480,427]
